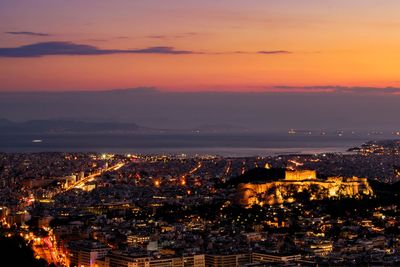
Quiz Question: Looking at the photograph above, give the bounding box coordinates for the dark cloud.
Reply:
[0,42,197,57]
[273,85,400,94]
[133,46,196,54]
[257,50,291,54]
[0,41,293,57]
[5,31,51,37]
[231,50,292,55]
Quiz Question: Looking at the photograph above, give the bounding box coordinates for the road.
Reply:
[32,161,126,265]
[188,161,202,175]
[56,162,126,195]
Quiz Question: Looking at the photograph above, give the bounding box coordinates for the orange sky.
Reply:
[1,0,400,91]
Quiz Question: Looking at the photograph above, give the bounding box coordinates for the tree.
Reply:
[0,235,48,267]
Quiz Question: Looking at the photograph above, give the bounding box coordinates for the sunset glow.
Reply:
[1,0,400,92]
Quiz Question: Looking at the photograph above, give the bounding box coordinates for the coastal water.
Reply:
[0,133,395,156]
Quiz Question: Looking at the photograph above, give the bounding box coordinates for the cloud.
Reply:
[0,41,294,58]
[147,35,168,39]
[132,46,196,54]
[5,31,51,37]
[0,42,197,57]
[273,85,400,94]
[231,50,292,55]
[257,50,291,54]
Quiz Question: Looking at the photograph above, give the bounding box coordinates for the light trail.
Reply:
[55,162,125,196]
[188,161,202,175]
[224,160,232,177]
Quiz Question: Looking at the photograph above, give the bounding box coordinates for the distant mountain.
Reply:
[0,119,149,134]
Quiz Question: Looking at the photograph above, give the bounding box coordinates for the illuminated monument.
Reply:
[236,168,373,207]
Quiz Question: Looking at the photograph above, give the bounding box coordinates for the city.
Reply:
[2,1,400,266]
[1,140,400,266]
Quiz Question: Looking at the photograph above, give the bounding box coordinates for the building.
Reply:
[205,252,302,267]
[67,240,111,267]
[127,235,151,246]
[205,253,250,267]
[251,252,301,264]
[95,251,205,267]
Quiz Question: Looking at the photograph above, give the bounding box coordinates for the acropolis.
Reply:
[237,168,373,207]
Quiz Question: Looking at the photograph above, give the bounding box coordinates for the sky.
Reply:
[1,0,400,92]
[1,89,399,131]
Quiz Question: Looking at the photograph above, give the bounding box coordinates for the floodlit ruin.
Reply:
[237,169,373,207]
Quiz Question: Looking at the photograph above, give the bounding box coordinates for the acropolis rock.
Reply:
[236,169,373,207]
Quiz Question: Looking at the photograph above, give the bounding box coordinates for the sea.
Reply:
[0,132,397,157]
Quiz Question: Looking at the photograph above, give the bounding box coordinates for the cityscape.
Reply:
[2,0,400,266]
[1,140,400,266]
